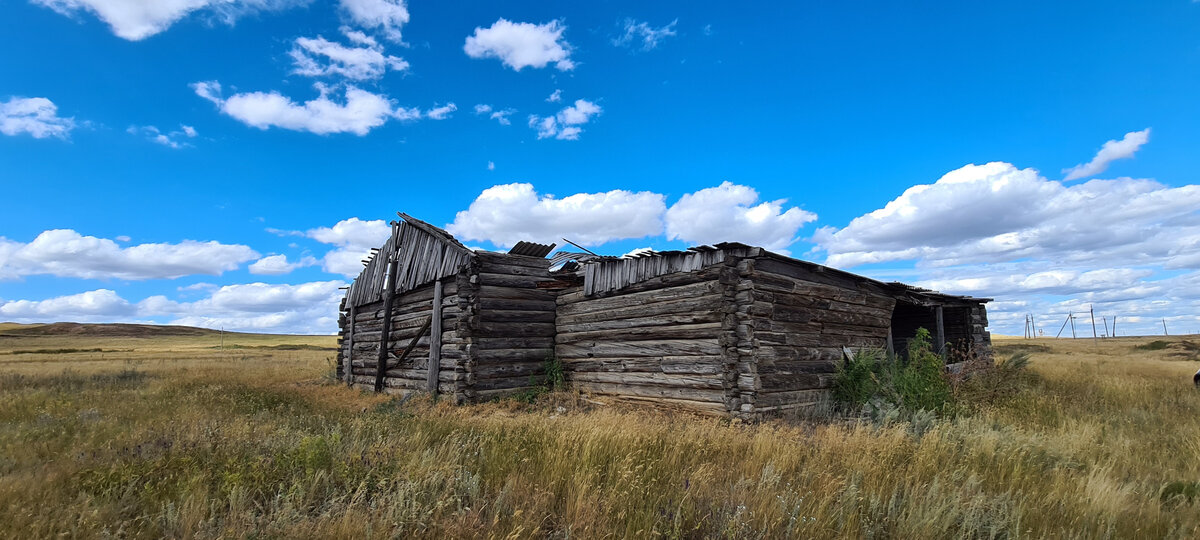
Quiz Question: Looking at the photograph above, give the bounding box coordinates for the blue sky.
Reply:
[2,0,1199,336]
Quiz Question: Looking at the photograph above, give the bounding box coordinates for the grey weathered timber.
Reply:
[935,305,945,354]
[374,237,401,393]
[345,305,355,386]
[427,280,442,394]
[338,211,992,419]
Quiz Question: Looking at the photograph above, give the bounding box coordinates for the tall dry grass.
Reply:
[1,332,1199,538]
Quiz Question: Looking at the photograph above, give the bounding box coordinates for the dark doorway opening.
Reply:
[890,300,937,359]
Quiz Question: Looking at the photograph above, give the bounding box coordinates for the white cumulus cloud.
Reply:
[290,28,409,81]
[338,0,408,43]
[0,280,347,334]
[814,161,1200,269]
[248,254,316,275]
[0,289,134,320]
[306,217,391,277]
[425,103,457,120]
[464,18,575,71]
[446,183,666,248]
[192,81,413,135]
[32,0,306,41]
[529,99,601,140]
[665,182,817,254]
[0,229,258,280]
[1,97,75,139]
[1063,128,1151,181]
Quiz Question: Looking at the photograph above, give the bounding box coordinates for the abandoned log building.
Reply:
[337,213,992,418]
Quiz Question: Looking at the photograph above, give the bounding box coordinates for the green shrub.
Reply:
[833,328,954,420]
[511,355,566,404]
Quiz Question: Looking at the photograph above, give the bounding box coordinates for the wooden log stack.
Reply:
[337,214,992,420]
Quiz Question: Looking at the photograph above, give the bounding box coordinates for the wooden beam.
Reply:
[375,225,402,393]
[427,280,443,394]
[934,305,945,355]
[386,316,431,372]
[345,305,355,386]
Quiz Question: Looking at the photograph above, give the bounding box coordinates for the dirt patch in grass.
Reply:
[1136,340,1200,360]
[993,343,1053,355]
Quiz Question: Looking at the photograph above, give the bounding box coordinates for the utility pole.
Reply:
[1163,319,1169,336]
[1102,317,1109,338]
[1112,316,1118,337]
[1056,312,1072,338]
[1070,313,1077,339]
[1090,306,1098,343]
[1031,314,1037,339]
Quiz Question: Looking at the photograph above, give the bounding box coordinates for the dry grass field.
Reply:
[2,323,1199,538]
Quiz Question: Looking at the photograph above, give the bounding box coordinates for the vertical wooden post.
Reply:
[1089,305,1098,343]
[885,326,894,358]
[934,305,945,355]
[345,305,355,386]
[1163,319,1169,336]
[427,280,443,394]
[375,225,401,393]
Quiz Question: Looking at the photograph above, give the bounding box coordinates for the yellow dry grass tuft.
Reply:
[1,329,1198,538]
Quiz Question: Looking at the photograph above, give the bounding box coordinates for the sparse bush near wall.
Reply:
[511,355,566,403]
[833,328,954,421]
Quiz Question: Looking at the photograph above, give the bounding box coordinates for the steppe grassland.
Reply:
[1,325,1199,538]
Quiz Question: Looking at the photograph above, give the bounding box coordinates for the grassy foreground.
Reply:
[2,326,1200,538]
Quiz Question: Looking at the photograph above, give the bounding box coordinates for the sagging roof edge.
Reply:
[752,250,991,305]
[366,213,989,306]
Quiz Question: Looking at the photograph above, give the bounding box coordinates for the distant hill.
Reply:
[0,322,253,338]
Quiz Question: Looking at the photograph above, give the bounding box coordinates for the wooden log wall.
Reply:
[340,278,466,397]
[462,252,560,401]
[741,256,897,416]
[943,304,991,359]
[557,264,733,415]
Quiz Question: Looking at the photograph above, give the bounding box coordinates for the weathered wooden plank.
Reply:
[427,280,442,394]
[820,323,889,338]
[480,309,557,323]
[556,322,723,344]
[473,347,554,363]
[557,339,721,359]
[556,310,724,333]
[345,305,355,386]
[477,272,560,289]
[558,280,721,315]
[375,234,401,392]
[559,355,725,375]
[570,371,724,390]
[477,285,556,301]
[478,297,558,312]
[573,381,726,403]
[475,251,549,269]
[471,322,555,338]
[756,389,829,408]
[556,295,724,326]
[475,261,554,277]
[473,361,546,379]
[472,337,555,350]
